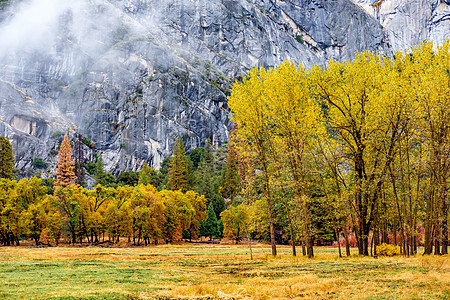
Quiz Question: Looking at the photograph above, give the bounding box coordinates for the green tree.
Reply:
[168,138,189,192]
[222,144,240,205]
[221,203,253,243]
[196,140,215,202]
[188,147,205,169]
[202,202,219,240]
[118,171,139,186]
[138,162,155,186]
[94,155,116,187]
[0,136,14,179]
[32,157,48,169]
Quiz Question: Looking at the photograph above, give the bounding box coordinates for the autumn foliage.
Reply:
[54,134,76,188]
[227,40,450,257]
[0,136,14,180]
[0,178,207,246]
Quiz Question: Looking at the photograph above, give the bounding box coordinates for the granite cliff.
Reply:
[0,0,447,175]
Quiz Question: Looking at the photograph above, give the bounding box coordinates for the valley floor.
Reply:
[0,244,448,299]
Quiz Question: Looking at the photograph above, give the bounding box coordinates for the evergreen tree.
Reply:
[196,140,216,201]
[0,136,14,179]
[197,143,214,201]
[54,134,76,188]
[188,147,205,169]
[95,154,105,185]
[202,202,219,240]
[155,156,172,190]
[222,145,240,204]
[94,154,117,187]
[74,133,85,186]
[167,138,189,192]
[191,140,226,217]
[117,171,139,186]
[138,162,157,186]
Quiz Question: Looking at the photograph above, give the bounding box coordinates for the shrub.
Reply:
[85,162,96,175]
[377,243,401,256]
[295,35,304,44]
[32,157,49,169]
[82,136,91,147]
[51,131,64,139]
[117,171,139,186]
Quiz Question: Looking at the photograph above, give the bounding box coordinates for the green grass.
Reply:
[0,245,448,299]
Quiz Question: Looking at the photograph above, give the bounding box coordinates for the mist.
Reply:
[0,0,75,58]
[0,0,152,62]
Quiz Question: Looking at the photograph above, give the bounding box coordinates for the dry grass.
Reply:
[0,244,448,299]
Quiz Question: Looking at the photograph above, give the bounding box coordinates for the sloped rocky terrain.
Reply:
[0,0,447,174]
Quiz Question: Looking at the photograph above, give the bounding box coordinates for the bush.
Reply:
[82,136,91,147]
[32,157,49,169]
[51,130,64,139]
[295,35,304,44]
[41,178,55,195]
[85,162,96,175]
[377,243,401,256]
[117,171,139,186]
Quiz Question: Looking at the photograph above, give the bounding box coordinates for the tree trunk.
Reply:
[373,228,379,257]
[424,225,434,255]
[262,165,277,256]
[442,194,448,255]
[335,228,342,258]
[393,217,397,245]
[355,151,365,256]
[343,226,351,257]
[434,224,441,255]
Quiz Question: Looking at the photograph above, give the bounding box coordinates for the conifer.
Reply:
[54,134,76,188]
[139,162,155,186]
[167,138,189,192]
[202,202,219,240]
[222,145,240,204]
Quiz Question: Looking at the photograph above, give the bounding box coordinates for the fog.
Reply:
[0,0,152,61]
[0,0,75,58]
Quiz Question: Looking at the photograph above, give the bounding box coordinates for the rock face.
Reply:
[0,0,445,174]
[352,0,450,50]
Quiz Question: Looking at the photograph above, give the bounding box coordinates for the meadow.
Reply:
[0,244,448,299]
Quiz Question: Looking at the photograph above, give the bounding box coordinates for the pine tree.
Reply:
[95,154,105,186]
[139,162,157,186]
[74,133,85,186]
[222,145,240,204]
[0,136,14,179]
[54,134,76,188]
[202,202,219,240]
[168,138,189,192]
[197,140,215,201]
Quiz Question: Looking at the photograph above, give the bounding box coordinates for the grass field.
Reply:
[0,244,448,299]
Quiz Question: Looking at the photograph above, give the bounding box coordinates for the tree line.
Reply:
[0,135,229,246]
[0,41,448,257]
[228,41,450,257]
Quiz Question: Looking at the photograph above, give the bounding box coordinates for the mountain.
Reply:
[0,0,447,175]
[353,0,450,50]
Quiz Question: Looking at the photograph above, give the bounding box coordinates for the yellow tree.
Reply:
[0,136,14,180]
[185,190,207,240]
[410,41,450,255]
[310,52,400,256]
[54,134,76,188]
[263,61,323,258]
[228,67,278,256]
